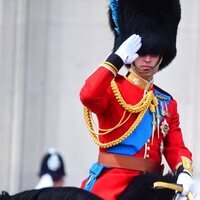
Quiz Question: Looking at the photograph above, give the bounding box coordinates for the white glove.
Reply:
[176,170,194,196]
[115,34,142,64]
[174,193,187,200]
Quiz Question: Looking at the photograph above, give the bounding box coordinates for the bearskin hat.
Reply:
[108,0,181,70]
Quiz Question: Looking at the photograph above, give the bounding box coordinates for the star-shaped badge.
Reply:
[160,119,169,137]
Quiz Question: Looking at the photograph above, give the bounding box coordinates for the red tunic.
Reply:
[80,66,192,200]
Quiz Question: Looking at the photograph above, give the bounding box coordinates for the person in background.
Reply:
[35,148,66,189]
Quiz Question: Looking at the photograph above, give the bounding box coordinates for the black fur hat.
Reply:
[108,0,181,70]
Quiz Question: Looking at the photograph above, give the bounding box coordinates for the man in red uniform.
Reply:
[80,0,194,199]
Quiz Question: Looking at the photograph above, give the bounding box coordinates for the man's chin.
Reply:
[135,67,153,74]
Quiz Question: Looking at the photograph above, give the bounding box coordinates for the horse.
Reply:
[1,173,196,200]
[0,187,102,200]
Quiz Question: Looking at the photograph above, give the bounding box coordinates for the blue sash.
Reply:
[108,88,171,155]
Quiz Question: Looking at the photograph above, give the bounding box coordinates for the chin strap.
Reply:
[132,56,163,74]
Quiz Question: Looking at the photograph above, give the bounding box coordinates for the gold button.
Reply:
[147,139,151,143]
[146,154,150,159]
[147,146,151,151]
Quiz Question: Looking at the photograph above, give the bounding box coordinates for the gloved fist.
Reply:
[115,34,142,64]
[176,170,194,196]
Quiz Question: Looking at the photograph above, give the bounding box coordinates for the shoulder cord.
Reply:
[83,79,159,148]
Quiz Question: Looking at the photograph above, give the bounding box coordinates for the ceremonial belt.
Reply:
[98,152,162,173]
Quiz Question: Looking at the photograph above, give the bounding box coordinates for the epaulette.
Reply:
[154,85,173,100]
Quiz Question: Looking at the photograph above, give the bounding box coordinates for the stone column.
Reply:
[0,0,27,193]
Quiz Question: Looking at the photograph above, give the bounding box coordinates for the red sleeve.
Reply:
[163,99,192,172]
[80,66,114,114]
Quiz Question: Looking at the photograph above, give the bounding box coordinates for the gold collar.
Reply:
[126,70,153,91]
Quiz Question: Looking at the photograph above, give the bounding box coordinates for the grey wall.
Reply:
[0,0,199,194]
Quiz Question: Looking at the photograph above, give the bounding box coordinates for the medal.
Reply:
[160,119,169,137]
[160,102,170,117]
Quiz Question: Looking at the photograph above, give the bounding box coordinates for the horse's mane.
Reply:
[0,187,102,200]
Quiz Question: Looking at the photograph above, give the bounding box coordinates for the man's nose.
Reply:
[144,55,151,62]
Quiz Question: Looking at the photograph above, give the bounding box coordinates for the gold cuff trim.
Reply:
[181,156,193,175]
[103,61,118,74]
[101,64,117,76]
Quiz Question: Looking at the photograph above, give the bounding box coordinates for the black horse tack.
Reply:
[0,173,194,200]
